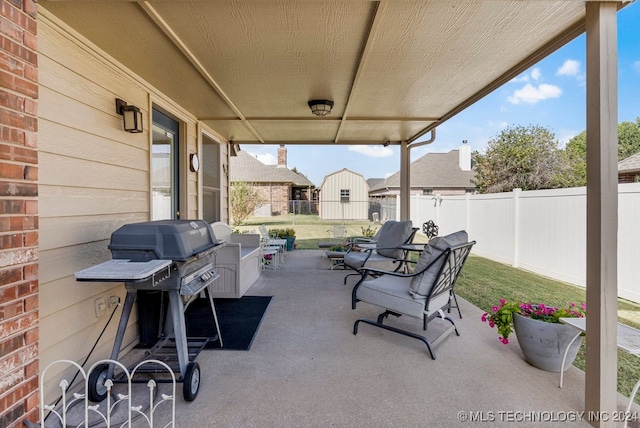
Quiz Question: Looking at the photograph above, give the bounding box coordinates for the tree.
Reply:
[563,117,640,187]
[473,125,569,193]
[230,181,263,226]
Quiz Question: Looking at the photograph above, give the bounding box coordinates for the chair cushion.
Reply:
[344,251,368,270]
[409,230,469,298]
[356,275,426,318]
[375,220,413,259]
[357,275,454,319]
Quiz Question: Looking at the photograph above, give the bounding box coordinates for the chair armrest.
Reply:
[357,266,419,279]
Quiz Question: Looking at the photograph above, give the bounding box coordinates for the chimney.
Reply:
[277,144,287,168]
[459,140,471,171]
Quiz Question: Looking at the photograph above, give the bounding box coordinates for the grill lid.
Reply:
[108,220,219,262]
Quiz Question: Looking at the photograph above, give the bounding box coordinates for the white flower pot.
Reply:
[512,313,583,372]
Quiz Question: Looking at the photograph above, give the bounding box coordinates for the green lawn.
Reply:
[455,255,640,403]
[237,214,640,401]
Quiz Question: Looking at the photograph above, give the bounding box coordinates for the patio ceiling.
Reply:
[40,0,600,146]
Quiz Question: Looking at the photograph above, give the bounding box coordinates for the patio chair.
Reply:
[318,224,348,249]
[342,220,417,284]
[351,231,475,359]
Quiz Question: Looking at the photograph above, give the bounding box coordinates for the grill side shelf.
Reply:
[74,259,174,282]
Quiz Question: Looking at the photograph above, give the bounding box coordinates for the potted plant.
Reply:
[482,299,586,372]
[281,228,296,251]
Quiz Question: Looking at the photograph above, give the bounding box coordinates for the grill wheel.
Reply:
[88,363,110,403]
[183,362,200,401]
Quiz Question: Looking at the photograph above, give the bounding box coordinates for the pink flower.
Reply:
[499,337,509,344]
[492,306,499,312]
[481,313,487,322]
[499,298,506,305]
[488,320,495,328]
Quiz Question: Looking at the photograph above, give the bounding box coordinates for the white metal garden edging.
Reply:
[40,358,176,427]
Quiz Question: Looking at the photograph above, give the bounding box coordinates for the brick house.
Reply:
[230,145,315,216]
[618,152,640,183]
[368,144,476,198]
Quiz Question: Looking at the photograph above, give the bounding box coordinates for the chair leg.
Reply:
[354,318,437,360]
[448,290,463,319]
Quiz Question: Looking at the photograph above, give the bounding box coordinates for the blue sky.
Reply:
[244,3,640,187]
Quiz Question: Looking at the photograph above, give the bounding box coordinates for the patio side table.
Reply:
[559,317,640,425]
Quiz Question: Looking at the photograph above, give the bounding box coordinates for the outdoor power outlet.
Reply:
[95,297,106,318]
[108,295,120,310]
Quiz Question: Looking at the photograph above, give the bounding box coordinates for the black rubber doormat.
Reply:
[185,296,272,350]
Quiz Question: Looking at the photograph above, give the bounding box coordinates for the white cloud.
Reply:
[348,145,394,158]
[530,68,542,81]
[507,83,562,105]
[633,61,640,73]
[510,68,541,83]
[255,153,277,165]
[557,59,581,76]
[510,75,530,83]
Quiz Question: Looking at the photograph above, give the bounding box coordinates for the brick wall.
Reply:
[0,0,39,427]
[253,183,290,215]
[619,173,639,183]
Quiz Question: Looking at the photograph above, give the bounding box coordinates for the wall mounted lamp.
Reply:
[308,99,334,117]
[115,98,143,133]
[229,142,241,157]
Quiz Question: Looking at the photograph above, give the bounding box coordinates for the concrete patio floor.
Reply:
[165,250,632,427]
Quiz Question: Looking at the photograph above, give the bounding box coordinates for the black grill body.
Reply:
[109,219,219,262]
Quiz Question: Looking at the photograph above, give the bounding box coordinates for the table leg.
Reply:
[559,330,583,388]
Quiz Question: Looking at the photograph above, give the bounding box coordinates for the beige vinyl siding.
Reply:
[319,169,369,220]
[38,10,230,393]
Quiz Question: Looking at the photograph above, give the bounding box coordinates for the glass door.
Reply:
[202,134,221,223]
[152,109,180,220]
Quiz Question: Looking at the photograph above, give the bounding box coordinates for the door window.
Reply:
[152,109,180,219]
[202,135,221,223]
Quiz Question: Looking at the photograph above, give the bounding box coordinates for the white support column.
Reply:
[400,141,410,221]
[585,2,619,426]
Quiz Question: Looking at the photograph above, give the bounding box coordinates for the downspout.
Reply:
[400,129,436,220]
[400,141,410,220]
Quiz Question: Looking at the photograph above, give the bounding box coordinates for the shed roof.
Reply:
[318,168,368,190]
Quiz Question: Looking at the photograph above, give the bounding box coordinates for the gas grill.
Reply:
[75,220,225,402]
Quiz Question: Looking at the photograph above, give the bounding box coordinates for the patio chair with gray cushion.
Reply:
[342,220,417,284]
[318,225,348,249]
[351,231,475,359]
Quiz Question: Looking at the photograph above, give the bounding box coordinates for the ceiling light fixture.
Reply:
[308,99,334,117]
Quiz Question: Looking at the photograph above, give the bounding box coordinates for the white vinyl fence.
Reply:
[406,183,640,304]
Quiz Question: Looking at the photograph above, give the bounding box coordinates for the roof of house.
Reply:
[366,178,386,189]
[369,150,476,191]
[318,168,368,190]
[230,150,315,187]
[619,152,640,174]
